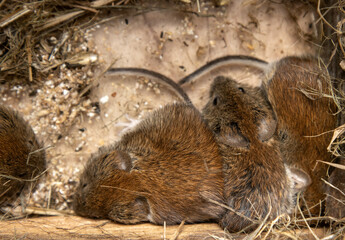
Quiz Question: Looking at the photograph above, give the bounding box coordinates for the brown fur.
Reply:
[264,56,337,217]
[73,103,225,224]
[202,76,309,232]
[0,105,46,207]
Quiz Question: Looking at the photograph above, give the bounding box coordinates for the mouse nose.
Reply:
[73,194,85,213]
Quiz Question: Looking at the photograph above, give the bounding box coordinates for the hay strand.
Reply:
[0,6,31,28]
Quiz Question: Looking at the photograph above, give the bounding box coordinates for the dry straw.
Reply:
[0,0,212,83]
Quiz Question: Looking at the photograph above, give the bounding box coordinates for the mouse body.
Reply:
[264,56,338,217]
[73,103,225,224]
[202,76,310,232]
[0,105,46,208]
[179,54,340,219]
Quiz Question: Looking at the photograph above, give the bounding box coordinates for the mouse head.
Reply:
[73,146,136,219]
[202,76,277,148]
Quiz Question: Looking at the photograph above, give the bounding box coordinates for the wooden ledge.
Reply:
[0,216,224,240]
[0,215,329,239]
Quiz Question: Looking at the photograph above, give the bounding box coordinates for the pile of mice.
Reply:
[1,54,344,235]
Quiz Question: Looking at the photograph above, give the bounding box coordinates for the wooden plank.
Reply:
[0,216,226,240]
[0,216,330,240]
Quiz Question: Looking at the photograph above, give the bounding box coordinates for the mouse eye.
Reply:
[279,130,288,141]
[229,122,239,129]
[82,183,88,189]
[102,154,109,162]
[238,87,245,93]
[213,97,218,106]
[214,124,221,134]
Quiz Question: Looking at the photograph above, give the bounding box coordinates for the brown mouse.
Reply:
[180,54,339,219]
[263,56,338,218]
[0,105,46,208]
[73,103,225,224]
[202,76,310,232]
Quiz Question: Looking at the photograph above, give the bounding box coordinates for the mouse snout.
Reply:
[73,197,84,212]
[73,185,90,216]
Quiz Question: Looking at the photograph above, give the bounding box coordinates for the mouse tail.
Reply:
[106,68,192,105]
[178,55,269,85]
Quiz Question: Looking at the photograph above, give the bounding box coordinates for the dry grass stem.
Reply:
[25,35,33,82]
[317,160,345,170]
[24,207,74,216]
[322,178,345,198]
[327,124,345,156]
[0,6,31,28]
[169,220,185,240]
[206,198,258,225]
[48,32,70,61]
[337,18,345,56]
[163,221,167,240]
[91,0,119,8]
[317,0,341,34]
[100,185,151,197]
[38,10,85,31]
[0,167,48,183]
[298,206,320,240]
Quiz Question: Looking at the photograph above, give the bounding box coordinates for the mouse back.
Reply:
[264,56,336,138]
[74,103,225,224]
[264,56,338,217]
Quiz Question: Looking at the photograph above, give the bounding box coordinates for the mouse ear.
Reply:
[258,117,277,142]
[115,150,133,172]
[287,166,312,192]
[101,150,133,172]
